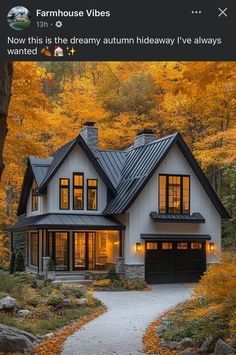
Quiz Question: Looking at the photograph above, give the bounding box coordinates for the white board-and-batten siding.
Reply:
[124,144,221,266]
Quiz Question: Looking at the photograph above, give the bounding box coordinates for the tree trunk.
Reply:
[0,62,13,180]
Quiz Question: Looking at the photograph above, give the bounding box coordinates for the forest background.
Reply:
[0,61,235,267]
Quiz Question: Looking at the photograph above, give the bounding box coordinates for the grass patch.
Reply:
[0,271,101,336]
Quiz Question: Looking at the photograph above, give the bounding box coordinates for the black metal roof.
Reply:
[141,234,211,241]
[96,150,127,188]
[150,212,205,223]
[10,213,125,231]
[104,134,178,214]
[17,131,230,219]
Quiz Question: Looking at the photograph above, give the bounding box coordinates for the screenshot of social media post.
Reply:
[0,1,235,354]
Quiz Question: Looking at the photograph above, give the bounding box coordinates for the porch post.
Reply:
[38,229,43,274]
[69,231,73,271]
[119,230,123,257]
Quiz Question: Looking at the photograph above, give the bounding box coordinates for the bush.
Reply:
[107,266,120,281]
[86,291,95,307]
[0,271,17,293]
[61,285,87,299]
[47,293,64,306]
[47,258,55,271]
[124,278,147,290]
[111,279,126,289]
[14,252,25,272]
[9,252,15,274]
[93,279,111,288]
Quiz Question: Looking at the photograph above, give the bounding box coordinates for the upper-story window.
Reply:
[59,178,70,210]
[73,173,84,210]
[31,180,38,212]
[87,179,98,210]
[159,175,190,214]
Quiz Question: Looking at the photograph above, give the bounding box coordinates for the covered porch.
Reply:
[10,213,125,275]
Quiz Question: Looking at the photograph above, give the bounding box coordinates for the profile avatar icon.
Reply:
[7,6,31,30]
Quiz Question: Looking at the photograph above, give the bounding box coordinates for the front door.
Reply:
[73,232,96,270]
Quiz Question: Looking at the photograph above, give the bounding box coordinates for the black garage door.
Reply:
[145,241,206,284]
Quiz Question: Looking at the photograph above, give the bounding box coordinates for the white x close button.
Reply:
[218,8,228,17]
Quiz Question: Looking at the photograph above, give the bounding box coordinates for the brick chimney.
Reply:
[133,128,156,148]
[80,121,98,151]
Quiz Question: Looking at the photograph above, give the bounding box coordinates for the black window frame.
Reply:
[159,174,190,215]
[59,178,70,210]
[46,231,69,271]
[30,232,39,267]
[87,179,98,211]
[73,172,84,210]
[31,180,38,212]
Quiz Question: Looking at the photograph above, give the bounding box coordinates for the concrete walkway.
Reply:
[62,284,192,355]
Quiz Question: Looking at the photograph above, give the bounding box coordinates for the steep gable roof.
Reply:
[38,135,116,194]
[104,133,230,218]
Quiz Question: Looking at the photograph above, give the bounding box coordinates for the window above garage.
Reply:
[159,174,190,215]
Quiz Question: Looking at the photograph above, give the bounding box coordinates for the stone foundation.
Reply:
[124,264,145,280]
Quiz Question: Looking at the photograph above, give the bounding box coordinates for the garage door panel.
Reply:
[145,262,159,273]
[145,240,206,284]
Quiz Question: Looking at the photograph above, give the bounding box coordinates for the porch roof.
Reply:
[10,213,125,231]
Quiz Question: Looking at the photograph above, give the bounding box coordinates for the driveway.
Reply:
[62,284,192,355]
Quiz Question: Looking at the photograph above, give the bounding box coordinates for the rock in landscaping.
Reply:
[61,298,71,307]
[0,331,33,353]
[176,337,196,349]
[45,332,54,338]
[77,298,87,306]
[200,335,214,353]
[0,296,16,310]
[180,348,198,355]
[0,324,38,343]
[156,325,167,334]
[161,317,171,326]
[17,309,31,316]
[214,339,235,355]
[163,340,179,350]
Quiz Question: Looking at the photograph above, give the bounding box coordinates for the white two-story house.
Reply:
[10,122,230,283]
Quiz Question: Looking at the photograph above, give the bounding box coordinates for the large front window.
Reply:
[48,232,69,271]
[87,179,98,210]
[73,173,84,210]
[159,175,190,214]
[59,178,70,209]
[30,232,38,266]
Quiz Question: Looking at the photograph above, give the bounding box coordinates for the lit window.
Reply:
[177,242,188,249]
[159,175,190,215]
[146,242,158,250]
[31,180,38,211]
[87,179,98,210]
[162,242,172,250]
[191,242,202,249]
[31,232,38,266]
[60,178,69,209]
[73,173,84,210]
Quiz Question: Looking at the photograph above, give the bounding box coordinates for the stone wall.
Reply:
[116,257,124,274]
[124,264,145,280]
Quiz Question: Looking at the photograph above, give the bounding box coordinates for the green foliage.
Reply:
[47,257,55,271]
[107,266,120,281]
[14,251,25,272]
[9,252,15,274]
[47,293,64,306]
[124,278,148,290]
[0,271,17,293]
[61,285,87,299]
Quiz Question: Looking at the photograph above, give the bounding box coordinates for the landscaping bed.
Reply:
[0,271,102,353]
[143,253,236,354]
[92,266,149,291]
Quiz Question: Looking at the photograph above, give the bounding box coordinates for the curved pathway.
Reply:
[62,284,192,355]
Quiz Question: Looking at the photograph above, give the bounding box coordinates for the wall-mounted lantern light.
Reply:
[136,243,141,252]
[114,241,119,246]
[209,242,215,253]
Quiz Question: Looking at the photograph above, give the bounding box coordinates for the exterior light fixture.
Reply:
[114,241,119,246]
[209,242,215,252]
[136,243,141,251]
